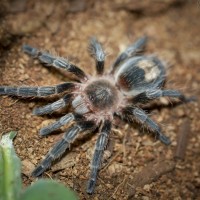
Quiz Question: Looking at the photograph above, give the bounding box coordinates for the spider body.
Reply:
[0,36,192,194]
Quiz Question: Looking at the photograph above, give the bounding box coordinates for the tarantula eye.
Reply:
[114,56,166,96]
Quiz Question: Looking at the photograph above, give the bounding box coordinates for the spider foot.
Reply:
[87,178,96,194]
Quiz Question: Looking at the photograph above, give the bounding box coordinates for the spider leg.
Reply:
[23,44,88,81]
[32,120,96,177]
[87,120,112,194]
[123,107,171,145]
[0,82,75,97]
[33,94,72,115]
[111,36,147,72]
[88,37,106,75]
[132,89,195,104]
[39,113,74,136]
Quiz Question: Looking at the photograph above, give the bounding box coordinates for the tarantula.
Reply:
[0,36,192,194]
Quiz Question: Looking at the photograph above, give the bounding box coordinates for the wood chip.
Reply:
[174,118,190,160]
[22,159,35,176]
[126,159,176,198]
[51,152,77,172]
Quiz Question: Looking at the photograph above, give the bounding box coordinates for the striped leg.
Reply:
[0,82,75,97]
[111,36,147,73]
[123,107,171,145]
[88,37,106,75]
[39,113,74,136]
[33,94,72,115]
[87,120,112,194]
[32,120,96,177]
[132,89,195,104]
[23,45,87,81]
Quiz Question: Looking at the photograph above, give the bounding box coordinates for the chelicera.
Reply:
[0,36,192,194]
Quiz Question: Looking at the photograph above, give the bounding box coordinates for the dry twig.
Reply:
[126,159,176,198]
[174,118,190,160]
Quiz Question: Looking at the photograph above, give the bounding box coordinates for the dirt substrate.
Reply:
[0,1,200,199]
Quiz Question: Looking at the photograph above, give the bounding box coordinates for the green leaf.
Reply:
[20,179,78,200]
[0,131,21,200]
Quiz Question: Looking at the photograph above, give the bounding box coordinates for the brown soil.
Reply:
[0,0,200,199]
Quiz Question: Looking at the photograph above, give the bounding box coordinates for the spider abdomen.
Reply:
[115,56,166,96]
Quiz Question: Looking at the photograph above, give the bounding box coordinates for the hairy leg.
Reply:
[33,94,72,115]
[88,37,106,75]
[87,120,112,194]
[123,107,171,145]
[39,113,75,136]
[0,82,75,97]
[23,44,87,81]
[111,36,147,72]
[132,89,195,104]
[32,120,96,177]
